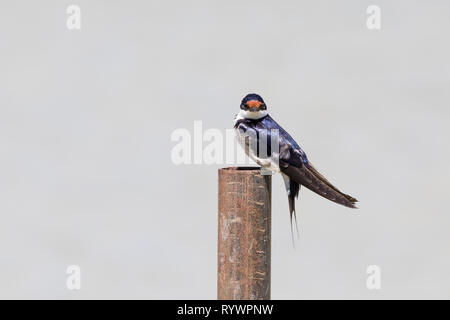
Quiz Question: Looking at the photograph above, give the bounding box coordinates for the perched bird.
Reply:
[234,93,357,234]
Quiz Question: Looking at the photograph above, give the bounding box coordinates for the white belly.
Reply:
[235,128,280,173]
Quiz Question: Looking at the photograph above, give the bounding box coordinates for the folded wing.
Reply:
[281,162,357,208]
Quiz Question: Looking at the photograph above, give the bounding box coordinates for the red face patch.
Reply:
[246,100,262,108]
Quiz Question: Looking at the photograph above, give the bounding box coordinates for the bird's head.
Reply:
[240,93,267,112]
[235,93,268,121]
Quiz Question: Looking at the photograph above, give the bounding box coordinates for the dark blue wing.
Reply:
[259,115,309,168]
[260,115,358,208]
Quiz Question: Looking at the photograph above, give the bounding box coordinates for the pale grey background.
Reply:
[1,0,449,299]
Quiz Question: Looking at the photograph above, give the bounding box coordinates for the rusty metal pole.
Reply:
[218,167,271,300]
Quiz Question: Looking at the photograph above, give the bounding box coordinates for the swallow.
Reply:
[234,93,357,233]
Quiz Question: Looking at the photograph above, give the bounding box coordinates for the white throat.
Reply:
[234,109,268,122]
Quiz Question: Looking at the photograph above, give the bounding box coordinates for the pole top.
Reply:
[219,166,261,174]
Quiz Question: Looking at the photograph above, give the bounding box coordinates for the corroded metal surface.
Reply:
[218,167,271,300]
